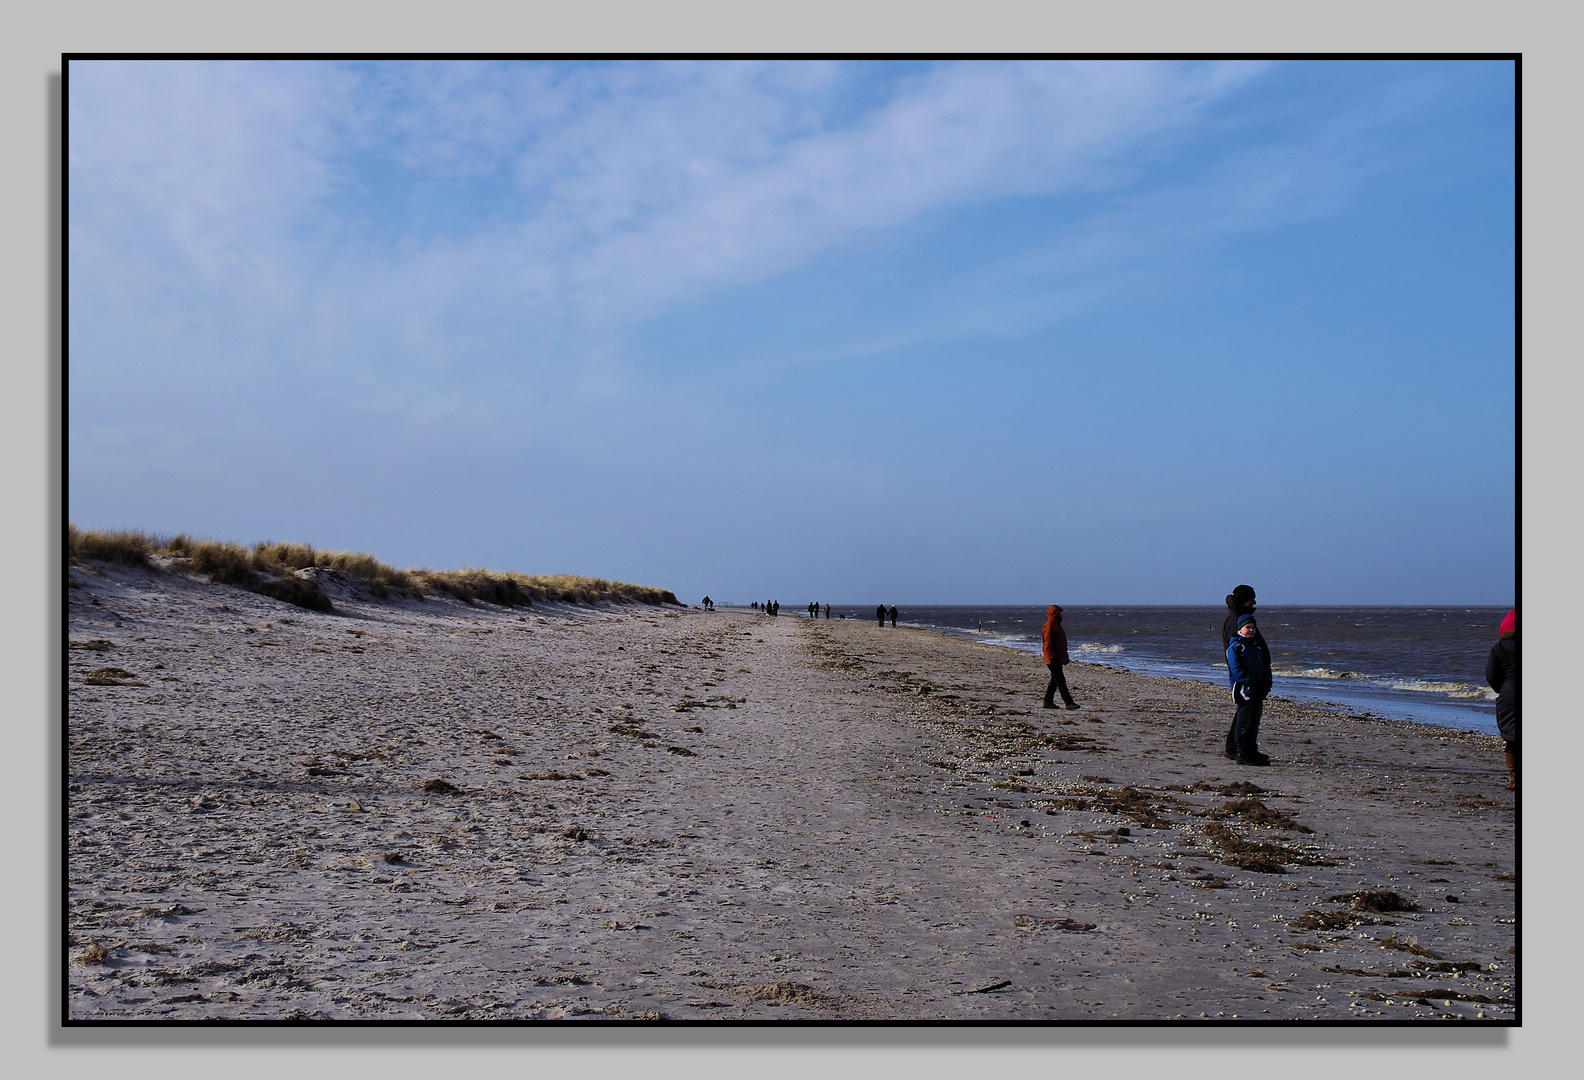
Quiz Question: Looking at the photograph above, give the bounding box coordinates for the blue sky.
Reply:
[67,59,1515,605]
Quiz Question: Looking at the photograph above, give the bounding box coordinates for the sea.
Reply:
[797,605,1507,737]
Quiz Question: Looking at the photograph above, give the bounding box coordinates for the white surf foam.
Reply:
[1390,679,1499,701]
[1275,665,1366,681]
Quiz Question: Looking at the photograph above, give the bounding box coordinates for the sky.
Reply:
[66,58,1516,606]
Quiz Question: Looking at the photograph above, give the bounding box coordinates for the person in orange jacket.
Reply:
[1041,604,1080,710]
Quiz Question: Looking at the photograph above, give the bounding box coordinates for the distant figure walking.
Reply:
[771,600,779,617]
[702,595,713,611]
[823,603,831,619]
[1485,609,1518,791]
[809,601,817,618]
[888,605,898,628]
[1041,604,1079,710]
[1220,585,1271,758]
[1225,615,1273,766]
[876,604,886,627]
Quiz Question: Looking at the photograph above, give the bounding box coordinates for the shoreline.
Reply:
[964,639,1498,737]
[68,562,1516,1020]
[755,604,1502,736]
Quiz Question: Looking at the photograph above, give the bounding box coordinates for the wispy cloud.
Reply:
[69,61,1265,378]
[71,58,1480,429]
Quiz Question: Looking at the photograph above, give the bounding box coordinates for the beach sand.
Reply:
[66,562,1517,1021]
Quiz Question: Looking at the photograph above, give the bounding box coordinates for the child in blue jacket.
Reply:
[1225,614,1273,765]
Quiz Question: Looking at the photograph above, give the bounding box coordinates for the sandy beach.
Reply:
[66,562,1517,1021]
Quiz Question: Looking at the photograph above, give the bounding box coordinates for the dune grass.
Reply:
[66,526,156,566]
[67,525,680,609]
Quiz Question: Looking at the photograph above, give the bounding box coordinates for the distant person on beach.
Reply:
[876,604,886,627]
[888,605,898,627]
[1485,609,1518,791]
[1225,615,1273,766]
[702,596,713,611]
[772,600,779,617]
[809,601,817,618]
[824,603,831,619]
[1041,605,1079,710]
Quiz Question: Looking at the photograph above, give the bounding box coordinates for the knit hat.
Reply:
[1235,615,1258,632]
[1499,609,1515,638]
[1227,584,1256,611]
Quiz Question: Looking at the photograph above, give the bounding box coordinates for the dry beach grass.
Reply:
[66,555,1517,1021]
[68,525,680,608]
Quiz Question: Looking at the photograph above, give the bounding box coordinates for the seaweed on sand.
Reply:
[1328,890,1419,913]
[1287,909,1390,932]
[1379,935,1439,958]
[1207,797,1314,833]
[1203,821,1333,874]
[1090,785,1176,829]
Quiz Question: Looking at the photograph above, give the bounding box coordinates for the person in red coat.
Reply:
[1485,608,1517,791]
[1041,604,1080,710]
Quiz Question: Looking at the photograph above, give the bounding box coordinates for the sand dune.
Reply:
[66,562,1516,1020]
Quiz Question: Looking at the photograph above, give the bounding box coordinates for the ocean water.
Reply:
[804,605,1508,736]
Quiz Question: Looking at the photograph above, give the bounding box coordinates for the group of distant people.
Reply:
[723,600,899,625]
[1041,583,1518,787]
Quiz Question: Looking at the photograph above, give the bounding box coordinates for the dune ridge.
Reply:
[68,525,681,610]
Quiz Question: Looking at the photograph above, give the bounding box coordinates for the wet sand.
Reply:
[66,562,1517,1021]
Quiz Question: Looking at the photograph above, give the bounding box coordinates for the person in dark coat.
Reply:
[1221,584,1271,653]
[1041,604,1079,710]
[1220,585,1271,757]
[888,605,898,628]
[1225,614,1273,765]
[876,604,886,627]
[1485,609,1518,791]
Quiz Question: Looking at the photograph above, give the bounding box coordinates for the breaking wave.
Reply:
[1274,664,1498,701]
[1276,665,1366,680]
[1390,679,1499,701]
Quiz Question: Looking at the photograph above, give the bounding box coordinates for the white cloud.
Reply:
[500,60,1266,325]
[71,60,1263,324]
[87,58,1465,429]
[69,60,359,305]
